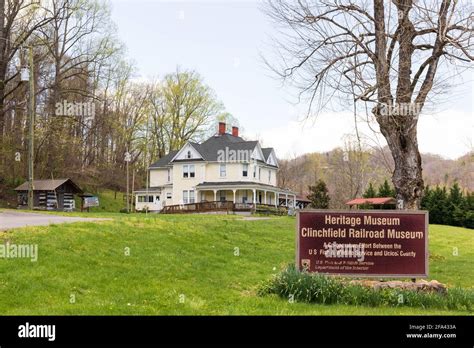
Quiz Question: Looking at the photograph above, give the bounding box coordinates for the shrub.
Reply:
[259,265,474,311]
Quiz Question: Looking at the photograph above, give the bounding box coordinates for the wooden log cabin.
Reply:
[14,179,83,211]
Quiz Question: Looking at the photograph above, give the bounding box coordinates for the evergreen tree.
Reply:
[377,179,396,198]
[307,180,330,209]
[363,182,377,198]
[448,182,464,226]
[463,192,474,229]
[421,185,432,211]
[429,186,449,225]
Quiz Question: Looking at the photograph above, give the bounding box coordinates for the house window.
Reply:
[167,168,171,182]
[183,165,195,178]
[138,195,154,203]
[242,192,248,203]
[268,170,271,183]
[253,165,257,178]
[219,191,226,202]
[242,163,248,177]
[166,192,172,199]
[187,150,192,159]
[259,168,261,180]
[183,190,189,204]
[220,164,226,177]
[183,165,189,178]
[183,190,195,204]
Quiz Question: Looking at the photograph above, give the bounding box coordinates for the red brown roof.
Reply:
[345,197,396,206]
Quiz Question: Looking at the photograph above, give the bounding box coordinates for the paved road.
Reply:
[0,210,110,231]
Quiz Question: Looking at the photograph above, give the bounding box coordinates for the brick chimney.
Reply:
[218,122,226,135]
[232,126,239,137]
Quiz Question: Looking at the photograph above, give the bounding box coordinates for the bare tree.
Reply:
[263,0,473,209]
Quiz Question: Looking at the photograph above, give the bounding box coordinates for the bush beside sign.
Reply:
[296,210,428,277]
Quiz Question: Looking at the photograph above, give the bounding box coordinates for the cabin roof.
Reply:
[14,178,83,193]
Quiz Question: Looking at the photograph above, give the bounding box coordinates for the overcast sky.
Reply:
[109,0,473,160]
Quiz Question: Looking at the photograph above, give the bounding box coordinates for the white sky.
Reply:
[109,0,474,159]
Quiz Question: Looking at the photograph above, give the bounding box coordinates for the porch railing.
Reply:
[161,201,289,214]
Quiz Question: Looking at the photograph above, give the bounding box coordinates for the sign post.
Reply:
[296,210,428,278]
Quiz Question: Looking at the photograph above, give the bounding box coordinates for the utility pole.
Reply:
[145,115,149,216]
[27,46,35,210]
[125,150,131,213]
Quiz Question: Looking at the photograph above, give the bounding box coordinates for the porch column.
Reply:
[213,189,217,202]
[293,195,297,208]
[264,191,267,205]
[285,193,288,207]
[232,189,237,203]
[274,192,278,207]
[252,189,256,204]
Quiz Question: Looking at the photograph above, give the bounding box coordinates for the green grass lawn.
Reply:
[75,189,125,213]
[0,213,472,315]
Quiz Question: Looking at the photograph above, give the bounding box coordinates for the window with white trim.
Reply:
[183,165,195,178]
[166,192,172,199]
[183,190,188,203]
[220,164,226,177]
[183,165,189,178]
[138,195,154,203]
[183,190,195,204]
[242,163,248,177]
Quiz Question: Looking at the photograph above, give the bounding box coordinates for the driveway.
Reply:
[0,210,111,231]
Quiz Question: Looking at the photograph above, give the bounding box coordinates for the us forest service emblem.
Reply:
[301,259,310,270]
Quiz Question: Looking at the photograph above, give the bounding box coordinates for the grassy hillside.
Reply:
[0,214,472,315]
[77,190,126,213]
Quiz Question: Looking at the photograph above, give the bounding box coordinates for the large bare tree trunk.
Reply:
[376,111,424,209]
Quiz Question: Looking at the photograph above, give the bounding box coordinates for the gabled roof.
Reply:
[14,179,83,193]
[149,150,179,168]
[195,134,257,161]
[148,133,278,168]
[262,148,273,160]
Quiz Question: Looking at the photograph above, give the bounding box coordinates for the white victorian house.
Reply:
[134,122,296,212]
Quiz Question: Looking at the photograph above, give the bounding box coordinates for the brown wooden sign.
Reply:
[296,210,428,277]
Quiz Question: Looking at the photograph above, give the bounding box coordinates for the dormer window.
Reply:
[187,150,192,159]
